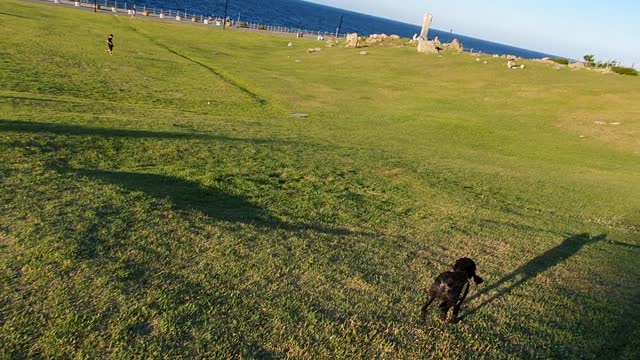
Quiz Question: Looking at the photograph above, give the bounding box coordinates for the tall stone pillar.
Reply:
[420,13,433,40]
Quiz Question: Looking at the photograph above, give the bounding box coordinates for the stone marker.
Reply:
[416,12,439,54]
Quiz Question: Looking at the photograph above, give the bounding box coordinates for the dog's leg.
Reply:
[438,301,450,321]
[451,282,471,323]
[421,296,435,320]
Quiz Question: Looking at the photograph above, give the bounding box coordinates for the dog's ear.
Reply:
[473,275,484,285]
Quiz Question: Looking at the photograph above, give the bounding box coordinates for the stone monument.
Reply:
[416,12,439,54]
[419,13,433,40]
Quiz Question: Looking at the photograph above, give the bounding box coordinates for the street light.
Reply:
[222,0,229,29]
[94,0,97,12]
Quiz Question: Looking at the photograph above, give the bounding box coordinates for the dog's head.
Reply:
[453,257,484,285]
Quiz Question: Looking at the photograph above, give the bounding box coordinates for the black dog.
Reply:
[421,258,484,323]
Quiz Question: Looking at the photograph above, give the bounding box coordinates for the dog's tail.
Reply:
[421,296,435,320]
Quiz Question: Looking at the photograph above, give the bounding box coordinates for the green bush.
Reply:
[612,66,638,76]
[549,58,569,65]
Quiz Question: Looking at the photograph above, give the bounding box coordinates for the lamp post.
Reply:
[222,0,229,29]
[94,0,97,12]
[335,15,343,38]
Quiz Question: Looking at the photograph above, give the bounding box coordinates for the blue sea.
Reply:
[123,0,557,59]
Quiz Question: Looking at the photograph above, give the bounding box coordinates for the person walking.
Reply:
[106,34,114,55]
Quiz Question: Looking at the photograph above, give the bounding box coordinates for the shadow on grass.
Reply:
[0,11,35,19]
[63,167,369,238]
[76,168,270,223]
[462,233,607,319]
[0,119,277,143]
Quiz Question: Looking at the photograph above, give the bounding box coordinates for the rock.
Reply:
[433,36,441,46]
[569,62,586,69]
[610,122,621,126]
[366,37,381,44]
[594,121,606,125]
[493,54,499,58]
[345,33,359,48]
[288,42,293,47]
[417,39,438,54]
[390,34,400,40]
[359,50,368,55]
[476,58,480,62]
[449,38,464,52]
[307,48,315,53]
[292,113,308,118]
[313,48,322,52]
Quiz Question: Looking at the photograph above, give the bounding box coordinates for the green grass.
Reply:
[1,1,639,358]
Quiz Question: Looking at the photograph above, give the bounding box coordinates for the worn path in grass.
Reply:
[1,0,639,358]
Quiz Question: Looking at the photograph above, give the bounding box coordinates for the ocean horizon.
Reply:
[111,0,560,59]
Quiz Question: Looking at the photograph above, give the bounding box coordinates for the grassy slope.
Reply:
[1,1,639,358]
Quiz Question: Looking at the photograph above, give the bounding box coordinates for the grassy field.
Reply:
[1,1,639,358]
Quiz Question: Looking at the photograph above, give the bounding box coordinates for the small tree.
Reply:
[583,54,595,67]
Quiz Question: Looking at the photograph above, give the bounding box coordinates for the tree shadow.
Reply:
[63,167,372,239]
[0,119,277,143]
[73,168,273,224]
[461,233,607,319]
[0,11,36,20]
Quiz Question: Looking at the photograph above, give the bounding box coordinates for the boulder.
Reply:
[417,39,438,54]
[449,38,463,52]
[366,37,381,44]
[390,34,400,40]
[345,33,359,48]
[569,62,586,69]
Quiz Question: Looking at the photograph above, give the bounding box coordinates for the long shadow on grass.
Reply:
[76,168,270,223]
[0,119,275,143]
[66,167,366,238]
[461,233,607,320]
[0,11,35,19]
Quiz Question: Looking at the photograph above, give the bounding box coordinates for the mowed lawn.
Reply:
[1,0,639,358]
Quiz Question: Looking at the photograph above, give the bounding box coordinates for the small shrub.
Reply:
[612,66,638,76]
[549,58,569,65]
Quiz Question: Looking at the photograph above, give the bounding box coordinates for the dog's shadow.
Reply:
[461,233,608,319]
